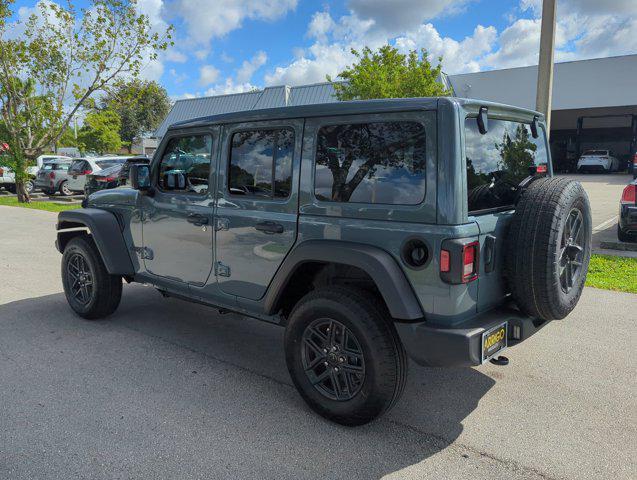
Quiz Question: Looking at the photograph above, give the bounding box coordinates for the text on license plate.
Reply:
[482,322,507,362]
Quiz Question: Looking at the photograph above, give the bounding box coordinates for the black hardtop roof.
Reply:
[167,96,542,132]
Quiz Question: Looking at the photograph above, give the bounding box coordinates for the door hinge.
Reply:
[215,261,231,277]
[215,217,229,231]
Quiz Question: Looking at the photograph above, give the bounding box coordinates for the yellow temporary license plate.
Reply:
[481,322,508,363]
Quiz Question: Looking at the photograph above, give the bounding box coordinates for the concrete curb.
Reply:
[599,241,637,252]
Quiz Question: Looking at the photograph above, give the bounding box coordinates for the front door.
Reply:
[141,129,217,285]
[215,120,302,300]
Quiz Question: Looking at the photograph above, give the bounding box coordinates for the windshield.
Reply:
[95,165,123,177]
[465,117,549,213]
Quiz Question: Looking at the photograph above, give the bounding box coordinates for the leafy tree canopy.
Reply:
[328,45,451,101]
[0,0,172,201]
[78,110,122,155]
[101,79,171,153]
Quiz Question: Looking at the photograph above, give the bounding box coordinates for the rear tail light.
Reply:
[462,242,479,283]
[0,168,3,176]
[103,176,117,182]
[440,239,480,284]
[82,169,92,175]
[621,184,636,204]
[536,164,547,174]
[49,172,56,179]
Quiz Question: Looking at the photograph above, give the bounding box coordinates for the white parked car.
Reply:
[576,150,620,173]
[67,157,132,193]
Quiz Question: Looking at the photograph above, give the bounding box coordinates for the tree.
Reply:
[78,110,122,154]
[101,79,171,153]
[327,45,451,101]
[0,0,172,202]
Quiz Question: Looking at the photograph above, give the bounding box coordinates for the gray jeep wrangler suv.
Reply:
[56,97,592,425]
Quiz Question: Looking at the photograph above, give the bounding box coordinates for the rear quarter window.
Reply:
[465,118,548,213]
[314,121,427,205]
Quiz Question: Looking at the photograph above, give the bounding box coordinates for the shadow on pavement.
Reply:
[0,286,494,479]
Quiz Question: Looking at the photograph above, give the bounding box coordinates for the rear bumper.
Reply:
[395,304,550,367]
[577,164,609,173]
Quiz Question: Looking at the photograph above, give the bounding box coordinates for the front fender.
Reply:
[56,208,135,276]
[264,240,424,320]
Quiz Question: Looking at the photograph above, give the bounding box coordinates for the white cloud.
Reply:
[205,79,257,96]
[165,49,187,63]
[236,51,268,83]
[198,65,220,86]
[396,23,497,73]
[348,0,470,34]
[172,0,297,46]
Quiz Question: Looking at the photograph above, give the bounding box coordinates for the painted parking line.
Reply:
[593,215,618,231]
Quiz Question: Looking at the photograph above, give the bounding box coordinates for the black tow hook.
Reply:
[490,356,509,366]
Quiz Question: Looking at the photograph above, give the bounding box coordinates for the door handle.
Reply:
[255,221,284,234]
[187,213,209,226]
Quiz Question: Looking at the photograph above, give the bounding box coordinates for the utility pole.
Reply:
[536,0,557,136]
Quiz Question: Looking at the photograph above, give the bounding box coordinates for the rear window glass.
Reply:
[465,118,548,213]
[68,160,89,173]
[43,163,70,171]
[314,121,427,205]
[582,150,608,156]
[96,159,126,169]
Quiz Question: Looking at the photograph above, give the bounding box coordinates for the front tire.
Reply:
[61,235,122,319]
[284,287,407,426]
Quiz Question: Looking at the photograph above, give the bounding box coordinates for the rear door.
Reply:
[214,120,302,300]
[464,115,551,311]
[140,128,218,285]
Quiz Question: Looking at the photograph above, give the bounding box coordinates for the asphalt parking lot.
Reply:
[559,173,636,257]
[1,206,636,480]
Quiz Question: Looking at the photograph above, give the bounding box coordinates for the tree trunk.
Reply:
[16,180,30,203]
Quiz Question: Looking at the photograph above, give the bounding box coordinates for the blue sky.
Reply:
[10,0,637,99]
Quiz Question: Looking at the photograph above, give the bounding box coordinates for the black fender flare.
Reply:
[264,240,424,320]
[56,208,135,276]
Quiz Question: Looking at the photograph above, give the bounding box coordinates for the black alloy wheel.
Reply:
[66,253,94,305]
[301,318,365,401]
[559,208,584,294]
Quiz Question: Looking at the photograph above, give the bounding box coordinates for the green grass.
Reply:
[586,254,637,294]
[0,196,81,212]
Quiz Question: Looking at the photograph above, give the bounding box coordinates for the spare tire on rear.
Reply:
[505,177,592,320]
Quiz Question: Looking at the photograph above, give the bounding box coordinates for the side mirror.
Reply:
[477,106,488,135]
[531,115,539,138]
[130,164,151,191]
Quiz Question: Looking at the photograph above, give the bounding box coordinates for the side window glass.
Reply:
[314,121,427,205]
[158,134,212,194]
[228,128,294,199]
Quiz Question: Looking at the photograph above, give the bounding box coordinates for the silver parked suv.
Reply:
[35,159,73,195]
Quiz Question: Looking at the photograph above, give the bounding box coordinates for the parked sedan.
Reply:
[67,157,132,193]
[35,160,73,195]
[618,179,637,242]
[84,156,149,197]
[577,150,620,173]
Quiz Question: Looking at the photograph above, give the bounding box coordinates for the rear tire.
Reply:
[284,286,407,426]
[59,180,72,196]
[61,235,122,320]
[618,225,636,243]
[505,177,592,320]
